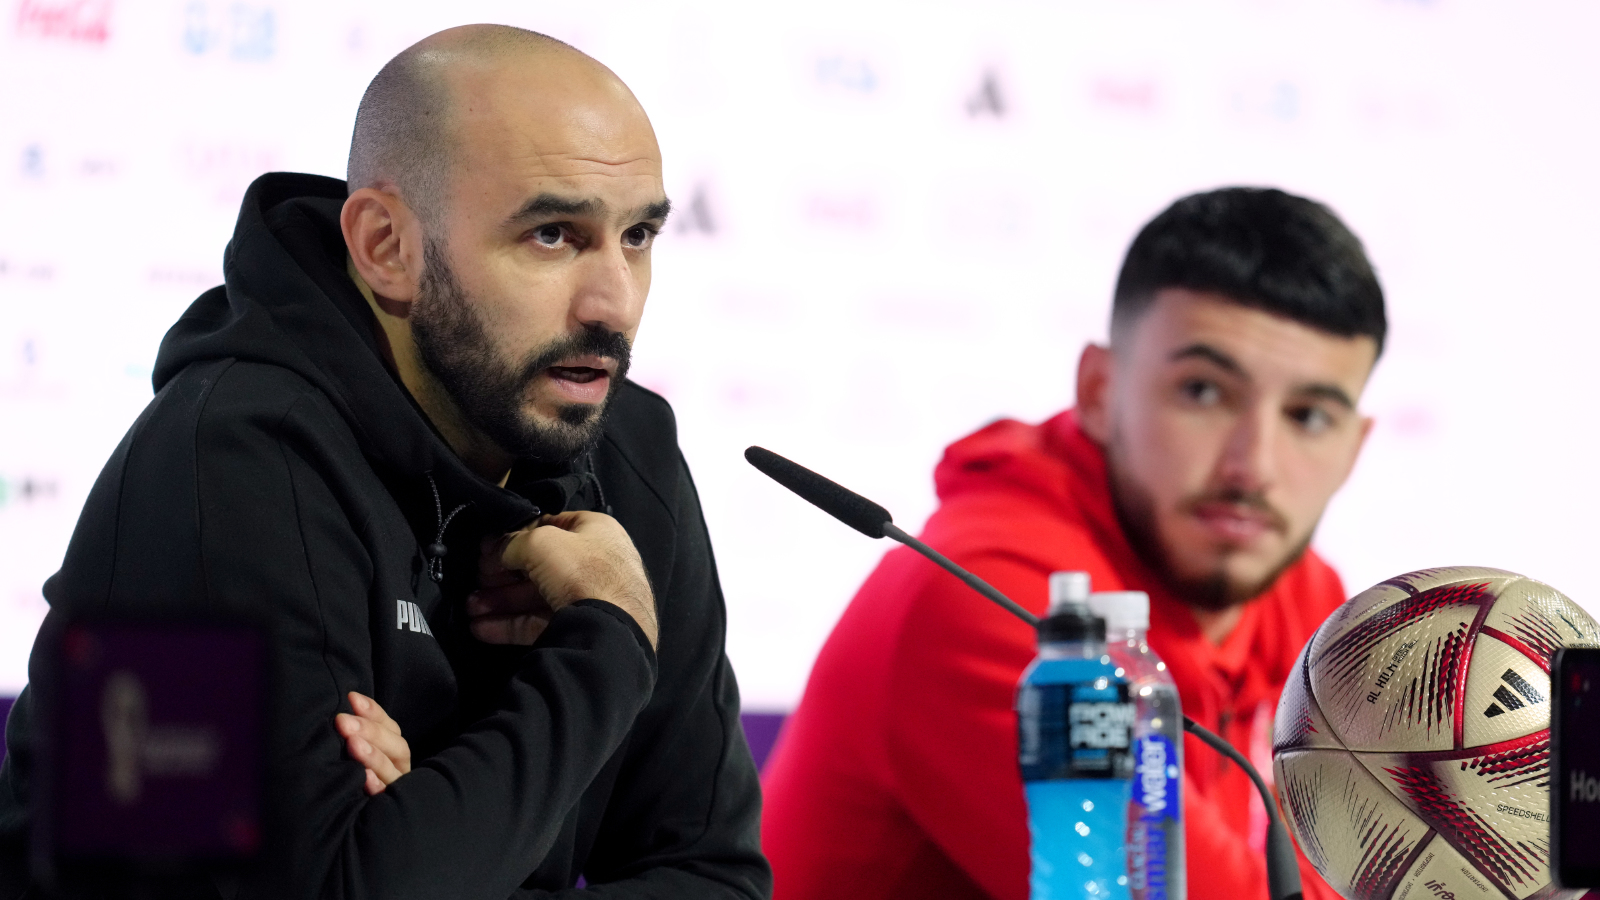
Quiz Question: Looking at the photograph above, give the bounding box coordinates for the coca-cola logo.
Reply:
[14,0,113,45]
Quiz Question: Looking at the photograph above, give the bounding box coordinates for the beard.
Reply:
[409,237,631,465]
[1105,432,1312,613]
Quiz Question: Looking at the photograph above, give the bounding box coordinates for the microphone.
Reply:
[743,446,893,540]
[745,445,1304,900]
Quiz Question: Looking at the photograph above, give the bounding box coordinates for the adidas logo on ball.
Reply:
[1484,668,1545,718]
[1572,770,1600,803]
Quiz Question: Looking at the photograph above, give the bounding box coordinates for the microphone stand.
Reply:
[1179,718,1305,900]
[748,446,1305,900]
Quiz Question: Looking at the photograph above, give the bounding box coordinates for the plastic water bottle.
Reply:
[1017,572,1134,900]
[1088,591,1185,900]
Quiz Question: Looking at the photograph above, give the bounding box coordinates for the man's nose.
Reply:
[569,241,645,334]
[1216,404,1277,492]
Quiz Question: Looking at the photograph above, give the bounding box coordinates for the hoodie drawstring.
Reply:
[424,473,470,583]
[582,452,613,516]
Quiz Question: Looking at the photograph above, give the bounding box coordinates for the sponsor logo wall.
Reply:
[2,0,1599,709]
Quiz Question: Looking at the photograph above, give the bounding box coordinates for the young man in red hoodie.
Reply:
[760,187,1385,900]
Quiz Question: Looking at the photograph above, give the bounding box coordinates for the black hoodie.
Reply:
[0,173,771,899]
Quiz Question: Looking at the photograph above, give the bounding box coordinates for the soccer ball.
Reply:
[1273,567,1600,900]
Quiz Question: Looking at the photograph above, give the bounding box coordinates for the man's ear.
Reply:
[1335,414,1377,487]
[1076,343,1114,445]
[341,187,422,312]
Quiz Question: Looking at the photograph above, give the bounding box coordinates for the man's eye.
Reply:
[1290,406,1334,434]
[623,224,657,249]
[1180,379,1221,406]
[532,224,567,247]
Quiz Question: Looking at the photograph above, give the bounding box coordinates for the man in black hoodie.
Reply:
[0,24,770,900]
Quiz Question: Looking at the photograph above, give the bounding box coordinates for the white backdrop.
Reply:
[3,0,1599,709]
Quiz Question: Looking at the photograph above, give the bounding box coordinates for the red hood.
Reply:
[926,409,1161,610]
[934,413,1086,508]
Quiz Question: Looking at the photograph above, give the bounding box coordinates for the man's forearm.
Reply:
[252,602,656,900]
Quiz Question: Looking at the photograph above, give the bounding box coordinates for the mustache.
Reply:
[1181,487,1289,534]
[517,325,632,385]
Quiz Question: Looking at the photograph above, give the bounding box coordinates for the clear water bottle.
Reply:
[1018,572,1135,900]
[1088,591,1185,900]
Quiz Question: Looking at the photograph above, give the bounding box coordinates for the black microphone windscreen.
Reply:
[744,446,892,539]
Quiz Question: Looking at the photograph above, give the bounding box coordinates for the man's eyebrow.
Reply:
[1295,383,1356,410]
[504,195,672,227]
[634,198,671,223]
[507,194,603,224]
[1169,343,1245,377]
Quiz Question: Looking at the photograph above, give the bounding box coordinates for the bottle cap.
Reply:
[1047,571,1091,615]
[1038,571,1104,644]
[1088,591,1150,631]
[1036,605,1105,644]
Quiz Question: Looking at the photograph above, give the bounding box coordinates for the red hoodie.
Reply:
[761,410,1347,900]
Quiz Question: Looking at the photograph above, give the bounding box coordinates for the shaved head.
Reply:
[340,23,666,479]
[347,25,586,223]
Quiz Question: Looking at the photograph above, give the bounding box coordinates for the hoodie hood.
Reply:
[153,172,579,535]
[928,410,1139,578]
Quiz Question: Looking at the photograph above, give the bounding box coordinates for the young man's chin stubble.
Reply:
[1105,451,1313,613]
[410,236,631,465]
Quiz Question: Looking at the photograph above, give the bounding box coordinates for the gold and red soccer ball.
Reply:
[1274,567,1599,900]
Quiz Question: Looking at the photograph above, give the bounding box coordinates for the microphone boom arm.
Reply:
[882,522,1039,627]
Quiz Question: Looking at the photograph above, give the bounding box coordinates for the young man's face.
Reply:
[411,52,670,463]
[1078,288,1378,609]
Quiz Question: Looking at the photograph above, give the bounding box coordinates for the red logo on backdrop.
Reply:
[15,0,113,44]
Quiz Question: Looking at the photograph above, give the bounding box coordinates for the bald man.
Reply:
[0,26,769,900]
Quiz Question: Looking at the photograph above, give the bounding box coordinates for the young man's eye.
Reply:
[623,224,657,249]
[1290,405,1334,434]
[1180,379,1222,406]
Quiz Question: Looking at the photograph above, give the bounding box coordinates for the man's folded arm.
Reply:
[183,387,658,900]
[298,604,656,900]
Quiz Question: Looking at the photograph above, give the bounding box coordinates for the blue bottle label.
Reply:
[1019,681,1135,782]
[1129,734,1180,900]
[1132,734,1179,821]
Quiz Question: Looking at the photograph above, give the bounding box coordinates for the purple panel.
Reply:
[740,712,787,773]
[49,623,267,862]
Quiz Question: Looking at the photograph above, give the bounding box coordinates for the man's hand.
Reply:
[335,692,410,795]
[474,510,658,649]
[467,533,558,645]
